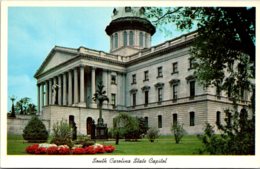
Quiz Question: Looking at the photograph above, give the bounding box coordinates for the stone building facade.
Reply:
[34,7,251,135]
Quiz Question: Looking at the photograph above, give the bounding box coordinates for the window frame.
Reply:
[144,70,149,81]
[144,90,149,106]
[190,111,195,126]
[111,75,117,85]
[157,66,163,78]
[132,74,136,84]
[172,62,178,74]
[158,115,162,128]
[190,80,195,98]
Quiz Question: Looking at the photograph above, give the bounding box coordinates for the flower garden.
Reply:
[26,143,115,155]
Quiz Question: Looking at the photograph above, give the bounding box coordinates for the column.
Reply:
[63,73,67,105]
[80,65,85,103]
[91,67,96,108]
[117,73,121,108]
[37,84,41,114]
[41,83,44,113]
[45,81,48,106]
[74,68,79,104]
[49,79,52,105]
[53,77,57,104]
[102,69,108,108]
[58,75,62,105]
[68,70,72,105]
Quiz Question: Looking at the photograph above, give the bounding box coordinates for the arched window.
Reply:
[111,35,114,49]
[216,111,221,125]
[123,31,127,46]
[190,111,195,126]
[129,31,134,46]
[114,33,118,48]
[139,32,143,47]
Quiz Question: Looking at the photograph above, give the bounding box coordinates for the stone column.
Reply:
[41,83,44,113]
[49,79,52,105]
[102,69,108,108]
[52,77,57,104]
[91,67,97,108]
[45,81,48,106]
[68,70,73,105]
[58,75,62,105]
[79,65,85,107]
[37,83,41,113]
[63,73,67,105]
[74,68,79,105]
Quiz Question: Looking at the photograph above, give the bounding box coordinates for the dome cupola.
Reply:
[105,7,156,56]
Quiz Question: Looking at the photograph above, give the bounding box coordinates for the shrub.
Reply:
[74,135,95,148]
[26,144,39,154]
[146,127,160,142]
[47,146,59,155]
[23,116,49,143]
[50,119,73,148]
[171,122,185,144]
[71,147,85,154]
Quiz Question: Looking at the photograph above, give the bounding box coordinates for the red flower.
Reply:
[95,146,105,154]
[58,147,71,155]
[85,146,96,154]
[35,147,47,154]
[104,145,115,153]
[26,144,39,154]
[71,148,85,155]
[47,146,59,155]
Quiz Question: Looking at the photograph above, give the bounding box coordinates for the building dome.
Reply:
[105,7,156,55]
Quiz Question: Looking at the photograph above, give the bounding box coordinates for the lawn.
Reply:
[7,135,203,155]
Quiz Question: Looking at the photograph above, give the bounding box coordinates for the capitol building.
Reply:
[34,7,250,135]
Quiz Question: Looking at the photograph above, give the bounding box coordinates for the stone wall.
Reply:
[7,115,50,135]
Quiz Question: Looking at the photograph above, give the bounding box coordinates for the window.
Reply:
[144,71,149,81]
[172,62,178,74]
[145,33,149,47]
[111,94,116,107]
[129,31,134,46]
[132,93,136,107]
[158,115,162,128]
[173,84,178,101]
[190,81,195,98]
[216,83,221,98]
[157,66,163,78]
[189,58,195,69]
[173,114,178,127]
[158,87,163,103]
[125,7,131,12]
[144,117,148,128]
[190,112,195,126]
[139,32,143,47]
[144,91,149,106]
[132,74,136,84]
[227,112,232,127]
[111,75,117,85]
[216,111,221,126]
[114,33,118,48]
[111,35,114,49]
[123,31,127,46]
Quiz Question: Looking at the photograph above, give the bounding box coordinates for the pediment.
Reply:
[35,47,78,77]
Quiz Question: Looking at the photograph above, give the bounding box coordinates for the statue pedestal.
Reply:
[95,123,108,140]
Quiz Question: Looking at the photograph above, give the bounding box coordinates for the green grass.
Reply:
[7,135,203,155]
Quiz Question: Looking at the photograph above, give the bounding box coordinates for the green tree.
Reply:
[111,113,139,144]
[92,81,109,125]
[145,7,255,154]
[14,97,37,115]
[171,122,185,144]
[23,116,49,143]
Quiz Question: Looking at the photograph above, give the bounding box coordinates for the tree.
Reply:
[14,97,37,115]
[23,116,49,143]
[145,7,255,154]
[92,81,109,125]
[111,113,139,145]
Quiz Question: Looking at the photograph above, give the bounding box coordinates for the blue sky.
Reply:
[7,7,189,111]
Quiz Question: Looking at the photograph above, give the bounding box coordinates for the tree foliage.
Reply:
[92,81,109,125]
[111,113,140,144]
[14,97,37,115]
[23,116,48,143]
[145,7,255,154]
[171,122,185,144]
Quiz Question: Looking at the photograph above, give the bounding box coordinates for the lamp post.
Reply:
[10,96,16,118]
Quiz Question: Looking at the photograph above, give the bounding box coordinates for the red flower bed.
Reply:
[26,144,39,154]
[25,144,116,155]
[47,146,59,155]
[104,145,115,153]
[71,147,85,155]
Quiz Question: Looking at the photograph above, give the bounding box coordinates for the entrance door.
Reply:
[86,117,93,135]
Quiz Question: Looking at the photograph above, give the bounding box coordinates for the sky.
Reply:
[7,7,190,111]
